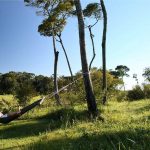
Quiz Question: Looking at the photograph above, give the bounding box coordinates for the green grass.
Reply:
[0,98,150,150]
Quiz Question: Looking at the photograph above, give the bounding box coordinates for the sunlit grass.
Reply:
[0,98,150,150]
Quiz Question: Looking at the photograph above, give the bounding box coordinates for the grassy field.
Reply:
[0,97,150,150]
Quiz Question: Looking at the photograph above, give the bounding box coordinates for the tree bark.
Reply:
[57,34,74,81]
[74,0,98,116]
[88,26,96,71]
[52,33,61,105]
[100,0,107,105]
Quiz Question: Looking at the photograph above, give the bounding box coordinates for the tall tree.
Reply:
[83,3,101,71]
[115,65,130,91]
[52,1,74,81]
[71,3,102,71]
[100,0,107,104]
[74,0,98,116]
[24,0,74,105]
[38,17,64,105]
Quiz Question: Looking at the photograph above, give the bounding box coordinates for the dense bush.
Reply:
[79,70,122,103]
[15,83,36,105]
[143,84,150,98]
[126,84,150,100]
[127,85,145,100]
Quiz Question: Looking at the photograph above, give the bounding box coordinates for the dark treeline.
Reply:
[0,68,122,104]
[0,72,54,104]
[0,71,53,95]
[1,66,150,105]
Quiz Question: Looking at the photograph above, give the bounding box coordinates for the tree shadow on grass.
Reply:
[24,129,150,150]
[0,119,51,139]
[0,108,99,139]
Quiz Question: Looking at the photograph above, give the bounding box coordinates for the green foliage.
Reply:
[38,17,66,37]
[53,0,74,15]
[33,75,53,94]
[0,95,18,112]
[25,0,74,37]
[71,2,101,20]
[115,65,130,78]
[143,67,150,82]
[126,84,150,101]
[69,68,123,102]
[15,82,35,105]
[110,65,130,91]
[0,72,18,94]
[60,92,85,106]
[115,91,127,101]
[12,72,35,105]
[109,70,120,78]
[0,69,123,105]
[0,72,54,104]
[90,68,122,100]
[143,84,150,98]
[83,3,101,19]
[127,85,145,100]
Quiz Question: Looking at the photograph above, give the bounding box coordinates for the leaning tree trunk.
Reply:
[88,26,96,71]
[52,33,61,105]
[100,0,107,105]
[57,34,74,81]
[74,0,98,116]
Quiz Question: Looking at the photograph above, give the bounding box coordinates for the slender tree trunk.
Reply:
[74,0,98,116]
[57,34,74,81]
[100,0,107,105]
[88,26,96,71]
[122,77,125,91]
[52,34,61,105]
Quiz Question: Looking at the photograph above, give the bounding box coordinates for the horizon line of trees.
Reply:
[0,68,122,103]
[0,66,150,108]
[1,66,150,94]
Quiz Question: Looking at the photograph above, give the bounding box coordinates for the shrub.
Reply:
[127,85,145,100]
[15,83,36,105]
[60,92,85,105]
[115,91,127,101]
[143,84,150,98]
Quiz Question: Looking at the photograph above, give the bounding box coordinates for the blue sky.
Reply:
[0,0,150,89]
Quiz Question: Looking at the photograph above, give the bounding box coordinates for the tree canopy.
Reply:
[143,67,150,82]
